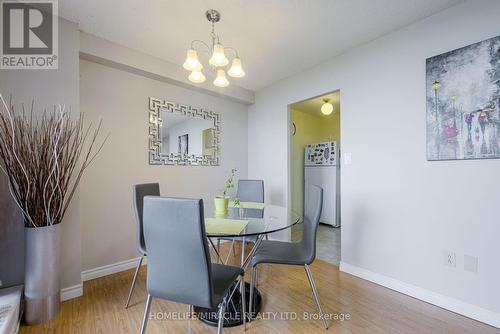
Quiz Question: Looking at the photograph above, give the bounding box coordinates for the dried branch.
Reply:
[0,94,107,227]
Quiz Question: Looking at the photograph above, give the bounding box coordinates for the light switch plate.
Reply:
[344,152,352,165]
[464,255,478,272]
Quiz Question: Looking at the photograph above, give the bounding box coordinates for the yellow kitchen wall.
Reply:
[291,108,340,217]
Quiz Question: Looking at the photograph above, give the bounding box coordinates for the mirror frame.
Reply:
[148,97,220,166]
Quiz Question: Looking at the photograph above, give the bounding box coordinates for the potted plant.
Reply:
[0,95,107,324]
[214,168,237,215]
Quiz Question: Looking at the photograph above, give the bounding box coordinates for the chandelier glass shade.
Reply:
[183,48,203,71]
[209,43,229,67]
[183,9,245,87]
[188,70,206,83]
[213,69,229,87]
[228,57,245,78]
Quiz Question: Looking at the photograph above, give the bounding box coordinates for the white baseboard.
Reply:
[80,240,232,283]
[61,283,83,301]
[339,261,500,329]
[81,256,147,282]
[59,256,146,302]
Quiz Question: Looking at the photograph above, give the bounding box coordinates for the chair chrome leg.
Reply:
[304,264,328,330]
[248,266,255,322]
[217,239,221,263]
[240,274,246,330]
[140,294,153,334]
[241,234,265,270]
[255,265,258,288]
[208,237,223,263]
[217,297,227,334]
[232,240,237,256]
[225,240,236,264]
[240,237,246,266]
[125,255,144,308]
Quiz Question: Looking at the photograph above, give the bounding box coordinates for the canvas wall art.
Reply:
[426,35,500,161]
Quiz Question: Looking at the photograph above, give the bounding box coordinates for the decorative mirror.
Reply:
[148,97,220,165]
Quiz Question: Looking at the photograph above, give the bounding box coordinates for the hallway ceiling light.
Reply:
[321,99,334,115]
[183,9,245,87]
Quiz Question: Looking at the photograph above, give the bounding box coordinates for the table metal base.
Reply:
[194,282,262,327]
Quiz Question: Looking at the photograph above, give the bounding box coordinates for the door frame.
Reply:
[286,89,341,247]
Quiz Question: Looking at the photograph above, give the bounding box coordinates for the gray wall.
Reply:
[79,59,248,271]
[248,0,500,321]
[0,19,82,289]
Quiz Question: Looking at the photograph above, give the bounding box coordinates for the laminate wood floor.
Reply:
[20,244,499,334]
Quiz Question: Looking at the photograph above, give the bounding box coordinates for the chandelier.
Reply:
[182,9,245,88]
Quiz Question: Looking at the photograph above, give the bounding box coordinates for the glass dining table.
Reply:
[194,204,301,327]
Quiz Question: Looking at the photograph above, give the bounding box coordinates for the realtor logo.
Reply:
[1,0,58,69]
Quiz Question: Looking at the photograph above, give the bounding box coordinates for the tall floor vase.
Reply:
[24,224,61,324]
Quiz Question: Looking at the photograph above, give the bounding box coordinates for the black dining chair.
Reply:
[125,183,160,308]
[248,184,328,329]
[139,196,245,334]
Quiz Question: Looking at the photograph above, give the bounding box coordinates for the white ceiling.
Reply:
[60,0,463,91]
[291,91,340,117]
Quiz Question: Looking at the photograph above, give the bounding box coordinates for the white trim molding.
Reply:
[61,283,83,301]
[60,256,147,302]
[80,246,232,283]
[81,256,147,282]
[339,261,500,329]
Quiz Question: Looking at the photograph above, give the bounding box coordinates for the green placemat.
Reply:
[228,201,266,210]
[205,218,249,235]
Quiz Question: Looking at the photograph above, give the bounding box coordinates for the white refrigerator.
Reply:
[304,141,340,227]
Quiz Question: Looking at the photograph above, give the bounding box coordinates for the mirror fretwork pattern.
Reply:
[149,97,220,166]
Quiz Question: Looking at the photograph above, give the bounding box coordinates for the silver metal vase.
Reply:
[24,224,61,324]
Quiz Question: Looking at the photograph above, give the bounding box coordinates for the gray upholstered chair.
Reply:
[249,184,328,329]
[125,183,160,308]
[139,196,245,334]
[235,179,264,219]
[218,179,264,264]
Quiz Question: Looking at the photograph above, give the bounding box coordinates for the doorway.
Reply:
[288,90,341,265]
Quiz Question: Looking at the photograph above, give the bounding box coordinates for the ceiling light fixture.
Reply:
[183,9,245,87]
[321,99,334,115]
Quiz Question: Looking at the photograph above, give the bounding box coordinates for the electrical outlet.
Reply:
[464,255,478,273]
[444,251,456,267]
